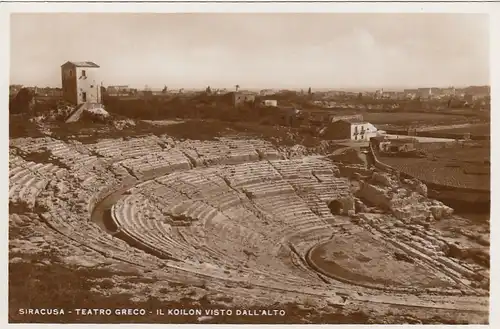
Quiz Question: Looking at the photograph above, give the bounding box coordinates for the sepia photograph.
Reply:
[5,2,494,325]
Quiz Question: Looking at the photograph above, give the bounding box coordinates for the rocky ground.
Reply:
[8,120,490,324]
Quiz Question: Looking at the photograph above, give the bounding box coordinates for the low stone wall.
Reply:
[369,142,395,174]
[88,176,138,216]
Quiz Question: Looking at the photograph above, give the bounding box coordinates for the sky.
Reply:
[10,13,490,90]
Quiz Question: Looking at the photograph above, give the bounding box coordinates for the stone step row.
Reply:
[359,215,479,289]
[115,209,198,260]
[91,142,163,159]
[207,191,243,212]
[239,180,296,198]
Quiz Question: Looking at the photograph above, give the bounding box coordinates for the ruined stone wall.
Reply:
[337,164,373,178]
[356,171,454,223]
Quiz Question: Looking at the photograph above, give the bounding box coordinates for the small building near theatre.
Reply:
[324,119,378,141]
[383,137,418,153]
[61,61,101,105]
[372,136,419,153]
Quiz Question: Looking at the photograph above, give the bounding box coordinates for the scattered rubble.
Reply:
[113,118,136,130]
[356,171,453,222]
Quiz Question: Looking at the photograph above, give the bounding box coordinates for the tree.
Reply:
[206,86,212,94]
[9,88,35,114]
[162,85,168,93]
[235,85,240,92]
[308,87,312,95]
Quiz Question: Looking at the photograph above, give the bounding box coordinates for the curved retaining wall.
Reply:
[368,143,394,173]
[88,176,138,215]
[90,161,198,260]
[305,240,469,297]
[306,240,417,293]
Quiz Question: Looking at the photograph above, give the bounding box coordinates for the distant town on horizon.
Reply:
[8,83,491,93]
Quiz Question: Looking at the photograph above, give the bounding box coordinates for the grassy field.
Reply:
[378,142,490,191]
[431,123,490,137]
[422,142,490,161]
[380,157,489,190]
[363,112,473,126]
[9,114,345,151]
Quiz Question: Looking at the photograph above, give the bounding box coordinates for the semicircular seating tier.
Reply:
[8,134,490,313]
